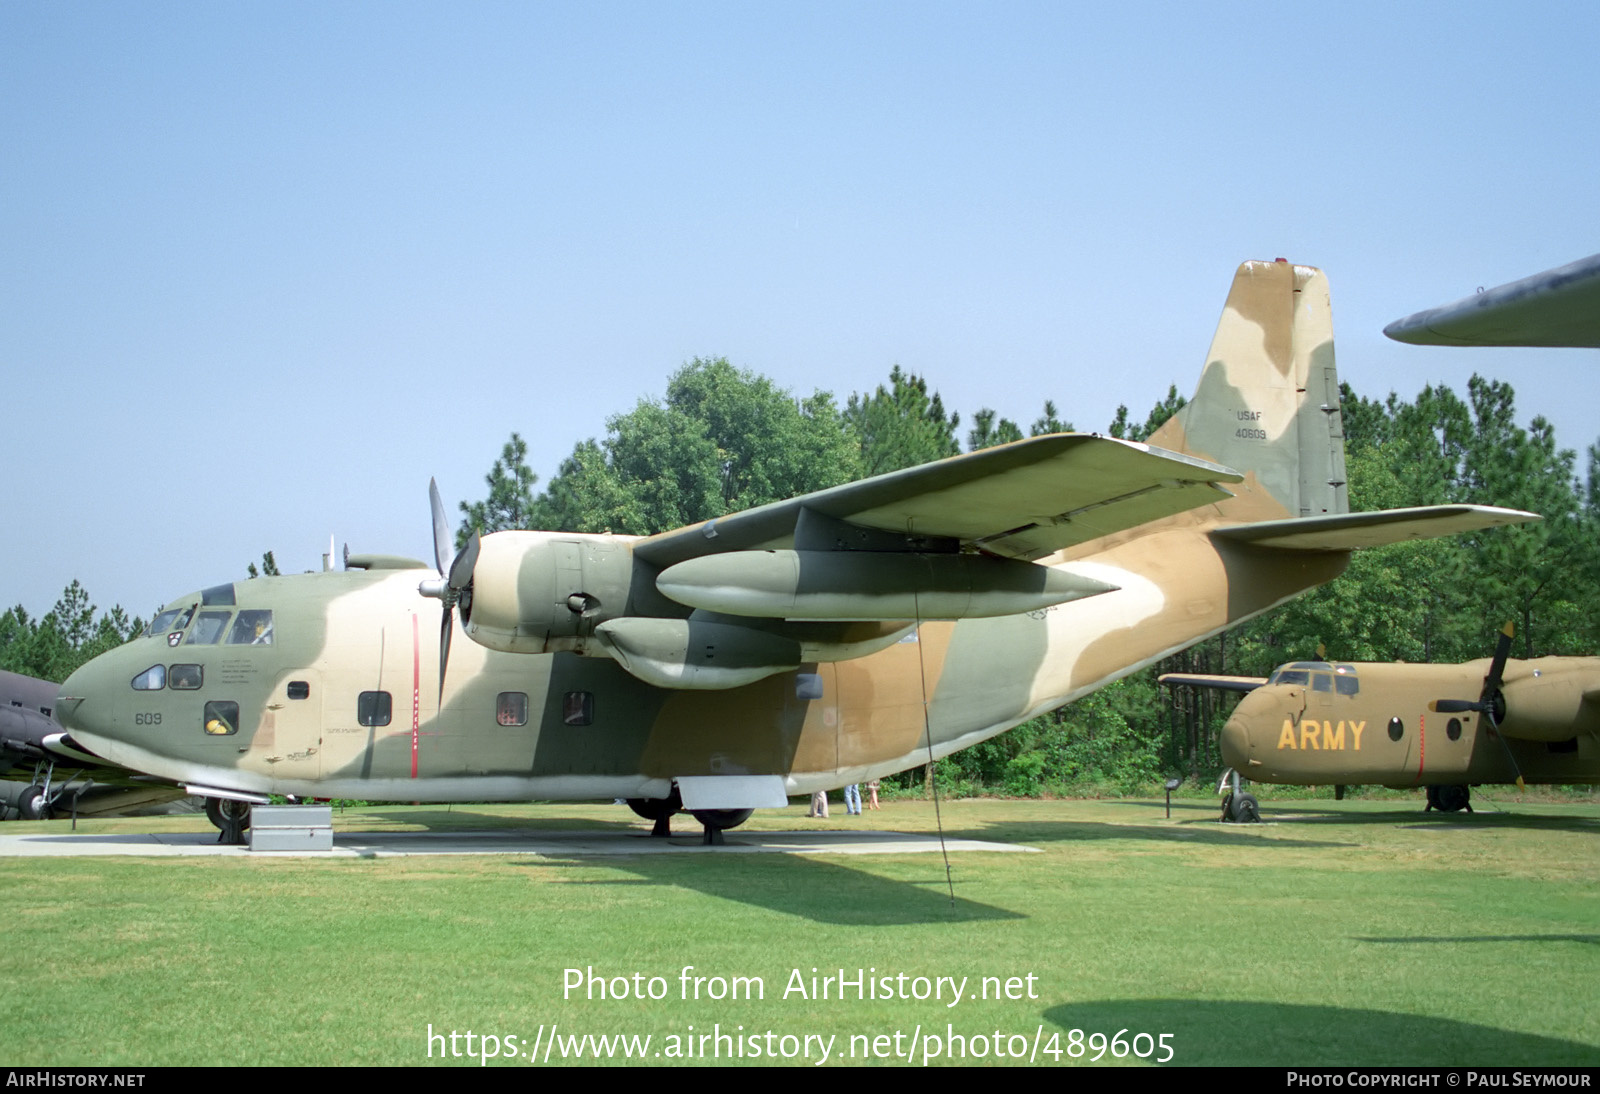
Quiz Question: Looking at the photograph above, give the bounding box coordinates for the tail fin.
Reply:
[1147,259,1348,521]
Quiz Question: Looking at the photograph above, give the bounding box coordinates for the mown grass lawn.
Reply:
[2,792,1596,1067]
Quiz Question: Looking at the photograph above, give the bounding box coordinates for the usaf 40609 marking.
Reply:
[53,261,1535,841]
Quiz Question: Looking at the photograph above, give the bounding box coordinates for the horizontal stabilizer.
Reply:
[1211,505,1538,551]
[1158,673,1267,694]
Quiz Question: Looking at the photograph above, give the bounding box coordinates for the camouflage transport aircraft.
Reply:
[1163,626,1600,819]
[53,260,1536,842]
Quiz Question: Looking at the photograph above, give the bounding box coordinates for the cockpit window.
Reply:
[1312,672,1332,692]
[1335,674,1359,696]
[200,584,236,606]
[145,609,184,637]
[1269,668,1309,686]
[186,611,232,645]
[170,664,203,690]
[132,665,166,690]
[226,610,274,646]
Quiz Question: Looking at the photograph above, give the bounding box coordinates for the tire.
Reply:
[1231,792,1261,824]
[1435,785,1470,813]
[18,784,50,821]
[205,797,252,832]
[690,808,753,831]
[626,787,682,821]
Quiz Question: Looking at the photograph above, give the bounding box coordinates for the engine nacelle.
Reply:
[462,532,639,654]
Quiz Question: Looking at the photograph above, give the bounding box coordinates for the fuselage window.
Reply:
[203,701,239,735]
[1447,717,1462,741]
[563,691,593,727]
[287,681,310,700]
[227,610,274,645]
[1388,717,1404,741]
[132,665,166,690]
[358,691,393,727]
[187,611,232,645]
[169,664,203,690]
[497,692,528,726]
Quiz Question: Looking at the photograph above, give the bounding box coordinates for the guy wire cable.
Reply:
[913,583,957,908]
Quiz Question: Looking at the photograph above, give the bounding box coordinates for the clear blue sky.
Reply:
[4,1,1597,620]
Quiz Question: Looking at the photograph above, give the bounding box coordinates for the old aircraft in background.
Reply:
[51,260,1537,842]
[1384,252,1600,348]
[1162,625,1600,820]
[1,668,189,820]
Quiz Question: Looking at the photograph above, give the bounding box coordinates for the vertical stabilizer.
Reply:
[1148,260,1349,520]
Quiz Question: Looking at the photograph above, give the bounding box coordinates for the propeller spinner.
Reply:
[418,479,480,703]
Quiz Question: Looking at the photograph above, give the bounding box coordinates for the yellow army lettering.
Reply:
[1276,719,1366,751]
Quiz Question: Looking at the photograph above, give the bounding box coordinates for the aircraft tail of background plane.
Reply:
[1147,259,1349,523]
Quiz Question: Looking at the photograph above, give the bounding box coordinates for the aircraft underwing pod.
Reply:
[654,550,1118,620]
[595,617,802,690]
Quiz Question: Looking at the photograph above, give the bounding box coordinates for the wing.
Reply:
[634,432,1243,567]
[1158,673,1268,694]
[1383,253,1600,349]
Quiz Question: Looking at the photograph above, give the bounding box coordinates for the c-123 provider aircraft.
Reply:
[54,260,1535,842]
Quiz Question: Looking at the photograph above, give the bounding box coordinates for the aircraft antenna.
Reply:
[913,585,957,908]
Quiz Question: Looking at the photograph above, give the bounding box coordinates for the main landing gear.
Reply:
[205,797,252,845]
[625,789,754,844]
[1425,785,1473,813]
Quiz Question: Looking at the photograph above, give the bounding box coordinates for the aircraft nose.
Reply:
[1219,715,1250,769]
[56,659,108,736]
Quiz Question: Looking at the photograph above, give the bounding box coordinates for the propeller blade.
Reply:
[449,533,480,592]
[1430,699,1484,713]
[1483,621,1514,700]
[439,603,453,706]
[429,478,452,578]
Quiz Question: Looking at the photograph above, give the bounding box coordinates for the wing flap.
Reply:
[635,434,1242,566]
[1211,505,1539,551]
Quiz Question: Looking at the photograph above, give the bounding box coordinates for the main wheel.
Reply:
[626,787,682,821]
[1435,785,1471,813]
[205,797,251,844]
[1230,792,1261,823]
[690,808,753,831]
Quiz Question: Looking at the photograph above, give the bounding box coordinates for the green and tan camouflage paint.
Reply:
[53,262,1530,807]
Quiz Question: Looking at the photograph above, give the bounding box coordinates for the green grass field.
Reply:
[2,791,1596,1067]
